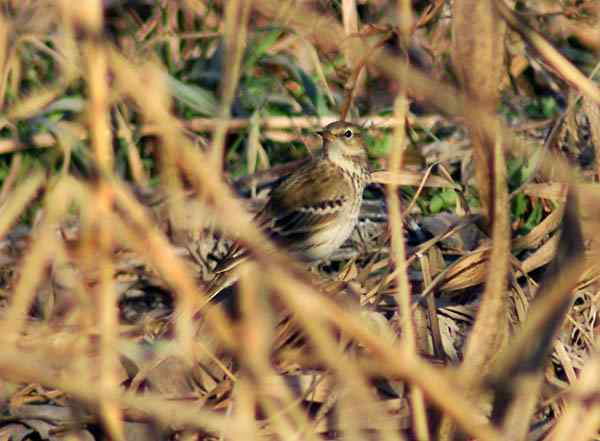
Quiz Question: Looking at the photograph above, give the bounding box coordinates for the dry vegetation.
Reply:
[0,0,599,440]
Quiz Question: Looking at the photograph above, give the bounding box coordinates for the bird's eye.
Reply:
[344,129,353,139]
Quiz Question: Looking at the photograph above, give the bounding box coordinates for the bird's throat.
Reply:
[325,145,367,175]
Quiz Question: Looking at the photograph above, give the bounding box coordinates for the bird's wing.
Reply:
[212,158,352,273]
[264,194,347,246]
[257,159,355,254]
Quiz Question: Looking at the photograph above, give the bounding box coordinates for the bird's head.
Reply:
[317,121,368,166]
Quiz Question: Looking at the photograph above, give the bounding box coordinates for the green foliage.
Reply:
[168,75,218,116]
[428,188,457,214]
[367,132,391,158]
[506,152,548,233]
[525,96,560,119]
[512,193,528,219]
[243,29,283,74]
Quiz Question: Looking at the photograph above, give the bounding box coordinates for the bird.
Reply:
[205,120,371,303]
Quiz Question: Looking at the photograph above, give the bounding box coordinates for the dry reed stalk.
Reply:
[387,30,429,437]
[583,97,600,180]
[115,106,149,187]
[488,191,585,435]
[373,168,458,188]
[418,252,444,359]
[0,154,22,204]
[79,1,122,439]
[0,115,446,155]
[341,0,359,66]
[301,38,336,106]
[400,164,442,215]
[210,0,252,170]
[267,269,407,441]
[338,34,391,122]
[4,13,76,122]
[339,0,364,121]
[548,355,600,441]
[7,84,70,122]
[512,206,564,251]
[395,2,430,434]
[226,267,262,441]
[0,177,76,343]
[246,113,270,197]
[388,94,416,349]
[448,131,510,439]
[238,264,317,441]
[228,376,259,440]
[0,14,8,111]
[0,171,44,239]
[237,268,326,441]
[184,115,436,131]
[451,0,505,227]
[165,1,182,69]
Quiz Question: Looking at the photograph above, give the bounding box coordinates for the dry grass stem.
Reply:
[210,0,252,170]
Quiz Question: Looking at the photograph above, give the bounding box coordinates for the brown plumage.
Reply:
[206,120,370,300]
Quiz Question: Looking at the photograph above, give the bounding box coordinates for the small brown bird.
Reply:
[206,120,370,300]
